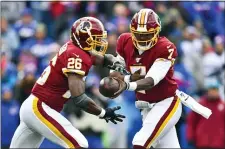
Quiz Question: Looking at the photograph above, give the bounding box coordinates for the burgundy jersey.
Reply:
[116,33,178,103]
[32,41,93,111]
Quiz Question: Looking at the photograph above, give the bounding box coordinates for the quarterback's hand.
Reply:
[130,69,144,81]
[101,106,126,124]
[110,77,127,99]
[107,61,130,75]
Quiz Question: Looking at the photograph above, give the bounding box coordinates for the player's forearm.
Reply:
[80,98,103,116]
[103,54,117,67]
[109,72,154,91]
[70,93,104,116]
[126,60,171,91]
[91,52,116,66]
[110,71,145,83]
[132,77,154,91]
[68,73,104,116]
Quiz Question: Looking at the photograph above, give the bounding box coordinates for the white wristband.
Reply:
[127,82,137,91]
[124,75,131,83]
[98,109,106,118]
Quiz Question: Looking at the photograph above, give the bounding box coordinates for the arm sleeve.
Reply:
[144,43,178,86]
[145,59,172,86]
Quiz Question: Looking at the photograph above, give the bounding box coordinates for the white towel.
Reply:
[176,90,212,119]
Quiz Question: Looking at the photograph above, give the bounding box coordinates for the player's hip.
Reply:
[20,94,70,129]
[19,94,86,148]
[31,91,65,112]
[20,94,60,123]
[135,91,177,105]
[136,95,182,123]
[135,95,180,111]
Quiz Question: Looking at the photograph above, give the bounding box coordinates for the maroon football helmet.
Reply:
[70,17,108,55]
[130,9,161,51]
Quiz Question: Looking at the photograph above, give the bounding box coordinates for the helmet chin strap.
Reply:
[86,27,93,41]
[73,33,83,49]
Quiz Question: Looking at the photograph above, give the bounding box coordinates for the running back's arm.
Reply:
[68,73,102,116]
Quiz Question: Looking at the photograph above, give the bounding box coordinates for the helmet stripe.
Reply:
[144,9,150,28]
[138,11,142,28]
[140,10,146,27]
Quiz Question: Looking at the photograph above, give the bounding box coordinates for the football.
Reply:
[99,77,120,98]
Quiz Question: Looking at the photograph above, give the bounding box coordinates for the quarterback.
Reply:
[10,17,126,148]
[110,9,182,148]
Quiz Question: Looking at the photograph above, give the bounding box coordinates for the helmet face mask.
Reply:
[130,9,161,51]
[90,32,108,55]
[71,17,108,55]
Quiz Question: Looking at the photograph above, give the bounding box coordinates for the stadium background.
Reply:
[1,1,224,148]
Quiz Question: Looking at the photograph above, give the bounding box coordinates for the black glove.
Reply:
[107,61,131,75]
[101,106,126,124]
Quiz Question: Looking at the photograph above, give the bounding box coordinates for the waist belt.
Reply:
[135,101,156,109]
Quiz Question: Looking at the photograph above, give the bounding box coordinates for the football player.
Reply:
[109,9,182,148]
[10,17,126,148]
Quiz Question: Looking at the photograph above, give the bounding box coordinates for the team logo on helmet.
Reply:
[76,21,92,34]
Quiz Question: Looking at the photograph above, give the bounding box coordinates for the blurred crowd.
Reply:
[1,1,224,149]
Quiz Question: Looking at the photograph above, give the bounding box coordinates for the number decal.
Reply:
[37,66,51,85]
[130,66,146,94]
[68,58,75,69]
[51,43,68,66]
[75,58,82,69]
[59,43,68,56]
[67,58,82,70]
[168,48,174,60]
[51,55,57,66]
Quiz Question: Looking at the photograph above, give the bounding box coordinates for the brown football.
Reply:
[99,77,120,98]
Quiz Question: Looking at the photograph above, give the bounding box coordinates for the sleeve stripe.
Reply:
[62,68,85,76]
[155,58,168,62]
[155,58,175,65]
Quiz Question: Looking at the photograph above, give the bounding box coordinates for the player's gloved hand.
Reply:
[130,69,144,81]
[107,61,130,75]
[110,77,127,99]
[101,106,126,124]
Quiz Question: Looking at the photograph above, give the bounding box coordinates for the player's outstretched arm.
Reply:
[110,68,145,83]
[112,59,172,98]
[68,73,125,124]
[68,73,102,115]
[91,52,130,75]
[129,59,172,91]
